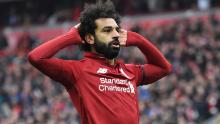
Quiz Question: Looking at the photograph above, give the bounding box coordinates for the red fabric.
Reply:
[28,28,171,124]
[127,31,172,84]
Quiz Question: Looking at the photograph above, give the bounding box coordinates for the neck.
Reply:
[91,47,115,65]
[107,59,115,65]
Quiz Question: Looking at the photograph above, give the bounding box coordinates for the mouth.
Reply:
[111,40,120,48]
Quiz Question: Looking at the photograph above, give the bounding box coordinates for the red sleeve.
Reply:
[28,28,82,87]
[126,31,172,85]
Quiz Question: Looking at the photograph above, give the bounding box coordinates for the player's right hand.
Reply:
[74,23,81,29]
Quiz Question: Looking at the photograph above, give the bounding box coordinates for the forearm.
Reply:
[27,28,81,84]
[126,31,171,70]
[126,31,172,84]
[28,28,82,62]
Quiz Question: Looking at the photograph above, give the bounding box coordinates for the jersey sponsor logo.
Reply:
[97,68,108,74]
[98,78,135,94]
[128,81,135,93]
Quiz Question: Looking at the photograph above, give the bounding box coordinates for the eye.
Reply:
[104,29,112,32]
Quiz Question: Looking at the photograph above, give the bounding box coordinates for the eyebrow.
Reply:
[102,26,120,30]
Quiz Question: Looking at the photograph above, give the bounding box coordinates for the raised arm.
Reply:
[28,27,82,85]
[125,31,172,85]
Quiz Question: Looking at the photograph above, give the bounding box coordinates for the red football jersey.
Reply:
[28,28,171,124]
[57,52,142,124]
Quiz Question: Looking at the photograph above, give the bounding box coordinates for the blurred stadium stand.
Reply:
[1,0,220,124]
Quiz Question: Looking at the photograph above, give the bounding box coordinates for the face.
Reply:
[93,18,120,59]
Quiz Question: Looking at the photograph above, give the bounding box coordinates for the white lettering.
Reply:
[99,78,128,85]
[100,78,105,83]
[99,85,105,91]
[98,84,135,94]
[98,78,135,94]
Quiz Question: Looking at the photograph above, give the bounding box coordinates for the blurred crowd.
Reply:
[134,15,220,123]
[1,0,220,26]
[0,13,220,124]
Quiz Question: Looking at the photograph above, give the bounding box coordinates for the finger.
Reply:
[120,29,127,33]
[74,23,81,29]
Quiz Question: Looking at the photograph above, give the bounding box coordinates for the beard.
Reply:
[94,36,120,59]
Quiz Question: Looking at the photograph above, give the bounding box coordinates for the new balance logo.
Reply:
[97,68,108,74]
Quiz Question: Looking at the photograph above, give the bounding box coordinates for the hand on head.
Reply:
[119,29,127,46]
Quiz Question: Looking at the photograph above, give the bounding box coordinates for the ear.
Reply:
[85,34,94,44]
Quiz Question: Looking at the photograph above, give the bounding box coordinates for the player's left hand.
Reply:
[74,23,85,44]
[119,29,127,46]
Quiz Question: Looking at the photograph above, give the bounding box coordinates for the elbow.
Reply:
[28,51,39,65]
[164,63,173,75]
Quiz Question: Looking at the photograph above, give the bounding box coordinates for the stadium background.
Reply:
[0,0,220,123]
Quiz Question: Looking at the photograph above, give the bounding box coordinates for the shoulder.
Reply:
[125,64,142,71]
[63,58,95,68]
[116,59,141,73]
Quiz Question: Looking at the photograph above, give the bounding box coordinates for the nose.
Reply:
[112,29,120,39]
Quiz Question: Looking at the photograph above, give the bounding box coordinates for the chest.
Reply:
[77,64,137,96]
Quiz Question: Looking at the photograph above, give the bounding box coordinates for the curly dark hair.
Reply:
[78,0,121,51]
